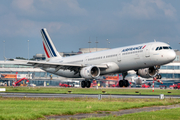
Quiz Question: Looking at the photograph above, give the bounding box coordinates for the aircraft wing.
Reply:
[1,59,31,66]
[27,61,108,71]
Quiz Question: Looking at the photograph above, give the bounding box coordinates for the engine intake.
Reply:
[80,66,100,79]
[137,67,158,78]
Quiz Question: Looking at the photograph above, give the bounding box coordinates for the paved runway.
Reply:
[1,92,180,99]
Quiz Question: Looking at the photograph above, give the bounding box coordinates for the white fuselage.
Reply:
[44,41,176,78]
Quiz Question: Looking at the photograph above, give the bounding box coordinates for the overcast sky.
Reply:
[0,0,180,60]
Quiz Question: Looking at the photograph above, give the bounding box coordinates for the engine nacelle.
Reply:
[137,67,158,78]
[80,66,100,79]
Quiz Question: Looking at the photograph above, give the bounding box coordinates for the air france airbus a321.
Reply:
[27,28,176,88]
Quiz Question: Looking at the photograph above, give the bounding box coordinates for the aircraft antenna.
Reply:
[95,37,98,51]
[88,37,91,52]
[154,39,156,42]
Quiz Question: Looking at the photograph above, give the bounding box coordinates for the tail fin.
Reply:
[41,28,62,60]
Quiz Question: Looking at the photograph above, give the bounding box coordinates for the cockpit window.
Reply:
[163,46,169,49]
[155,46,172,51]
[156,47,159,51]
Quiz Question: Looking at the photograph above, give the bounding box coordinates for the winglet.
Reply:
[41,28,62,60]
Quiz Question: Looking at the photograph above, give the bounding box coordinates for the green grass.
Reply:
[0,97,180,120]
[1,86,180,95]
[84,107,180,120]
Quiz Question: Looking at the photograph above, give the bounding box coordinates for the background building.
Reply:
[33,48,109,60]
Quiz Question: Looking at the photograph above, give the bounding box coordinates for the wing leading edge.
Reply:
[27,61,108,72]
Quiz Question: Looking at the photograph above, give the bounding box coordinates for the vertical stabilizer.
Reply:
[41,28,62,60]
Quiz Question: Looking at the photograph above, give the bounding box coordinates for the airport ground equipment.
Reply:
[0,73,32,80]
[13,77,29,87]
[159,85,167,89]
[59,82,72,87]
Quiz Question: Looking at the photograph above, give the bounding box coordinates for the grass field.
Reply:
[1,86,180,95]
[84,107,180,120]
[0,97,180,120]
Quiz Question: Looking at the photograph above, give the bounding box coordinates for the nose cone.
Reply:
[167,50,176,62]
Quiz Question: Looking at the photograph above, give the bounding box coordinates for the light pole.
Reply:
[28,40,29,60]
[88,37,91,52]
[3,40,5,58]
[95,37,98,51]
[106,39,108,48]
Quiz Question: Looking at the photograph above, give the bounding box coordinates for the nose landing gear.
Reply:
[155,74,162,79]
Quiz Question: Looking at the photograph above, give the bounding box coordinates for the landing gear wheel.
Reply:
[119,80,123,87]
[86,81,91,88]
[81,81,86,88]
[119,72,129,87]
[81,80,91,88]
[124,80,129,87]
[155,75,158,79]
[119,80,129,87]
[156,74,162,79]
[158,74,162,79]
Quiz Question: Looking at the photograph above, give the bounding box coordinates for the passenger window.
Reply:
[159,47,162,50]
[155,47,159,51]
[169,47,172,49]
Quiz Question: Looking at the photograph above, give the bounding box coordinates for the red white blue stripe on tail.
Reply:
[41,28,61,59]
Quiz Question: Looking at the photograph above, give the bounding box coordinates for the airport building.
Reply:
[0,48,180,87]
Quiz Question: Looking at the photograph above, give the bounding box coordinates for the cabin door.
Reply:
[84,56,89,65]
[117,51,121,62]
[145,44,152,57]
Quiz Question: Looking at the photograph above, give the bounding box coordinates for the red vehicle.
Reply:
[169,83,180,89]
[142,84,150,88]
[59,82,71,87]
[169,84,177,89]
[110,84,116,87]
[178,83,180,89]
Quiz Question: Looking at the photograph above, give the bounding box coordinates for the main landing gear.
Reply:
[119,72,129,87]
[81,80,91,88]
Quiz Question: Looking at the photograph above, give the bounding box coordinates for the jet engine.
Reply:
[136,67,158,78]
[80,66,100,79]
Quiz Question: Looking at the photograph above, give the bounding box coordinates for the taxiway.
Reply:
[0,92,180,99]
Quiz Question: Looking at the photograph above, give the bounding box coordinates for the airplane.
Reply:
[26,28,176,88]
